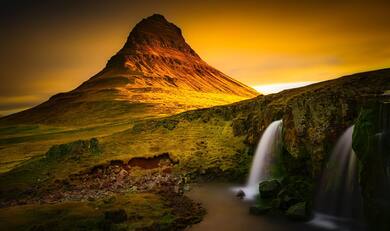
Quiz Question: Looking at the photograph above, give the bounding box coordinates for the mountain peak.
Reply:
[103,14,257,98]
[148,13,168,20]
[118,14,198,57]
[106,14,200,69]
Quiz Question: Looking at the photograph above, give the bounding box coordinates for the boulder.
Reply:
[285,202,308,220]
[271,198,281,209]
[259,180,281,198]
[249,205,271,215]
[236,190,245,199]
[277,189,300,210]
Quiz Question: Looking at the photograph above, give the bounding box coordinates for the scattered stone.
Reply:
[1,157,183,207]
[103,196,116,204]
[117,169,128,179]
[183,185,190,192]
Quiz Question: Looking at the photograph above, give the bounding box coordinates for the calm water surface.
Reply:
[185,183,363,231]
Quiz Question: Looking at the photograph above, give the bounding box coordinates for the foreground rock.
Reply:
[250,177,313,219]
[249,205,272,215]
[285,202,309,220]
[259,180,281,198]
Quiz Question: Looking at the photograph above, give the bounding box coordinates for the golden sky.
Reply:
[1,0,390,115]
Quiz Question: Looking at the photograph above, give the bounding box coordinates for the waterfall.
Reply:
[236,120,283,200]
[311,126,364,230]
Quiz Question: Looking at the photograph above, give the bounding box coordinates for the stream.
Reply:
[185,183,337,231]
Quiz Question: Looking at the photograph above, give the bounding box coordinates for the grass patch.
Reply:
[0,193,178,231]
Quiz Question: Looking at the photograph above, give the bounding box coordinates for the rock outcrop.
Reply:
[231,69,390,177]
[353,96,390,231]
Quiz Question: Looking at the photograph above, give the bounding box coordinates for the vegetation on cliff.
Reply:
[353,97,390,231]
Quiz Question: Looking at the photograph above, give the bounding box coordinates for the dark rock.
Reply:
[277,189,300,210]
[249,205,271,215]
[29,224,46,231]
[44,138,101,161]
[353,98,390,231]
[110,160,124,166]
[160,119,179,130]
[128,153,173,169]
[285,202,308,220]
[271,198,281,209]
[259,180,281,198]
[104,209,127,223]
[236,190,245,199]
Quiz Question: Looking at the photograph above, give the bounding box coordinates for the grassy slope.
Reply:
[0,122,135,173]
[0,193,178,231]
[0,89,252,174]
[101,117,249,178]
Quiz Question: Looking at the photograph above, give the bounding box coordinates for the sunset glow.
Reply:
[1,0,390,114]
[252,82,316,95]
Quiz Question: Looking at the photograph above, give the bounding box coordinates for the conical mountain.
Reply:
[2,14,258,125]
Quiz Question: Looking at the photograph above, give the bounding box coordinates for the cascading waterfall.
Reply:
[237,120,283,200]
[311,125,364,230]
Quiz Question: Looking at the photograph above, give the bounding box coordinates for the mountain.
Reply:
[1,14,258,125]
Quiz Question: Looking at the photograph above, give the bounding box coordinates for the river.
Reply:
[185,183,340,231]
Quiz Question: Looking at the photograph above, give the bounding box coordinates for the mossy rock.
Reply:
[277,189,301,210]
[45,138,101,161]
[249,205,271,216]
[353,99,390,231]
[259,180,281,198]
[285,202,309,221]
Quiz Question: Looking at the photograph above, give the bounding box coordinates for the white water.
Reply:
[233,120,283,200]
[311,126,364,230]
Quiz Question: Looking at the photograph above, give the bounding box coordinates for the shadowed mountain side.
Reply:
[0,14,258,126]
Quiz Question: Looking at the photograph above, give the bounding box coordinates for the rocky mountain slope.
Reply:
[1,14,258,126]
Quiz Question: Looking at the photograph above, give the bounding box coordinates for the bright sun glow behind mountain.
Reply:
[253,82,316,95]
